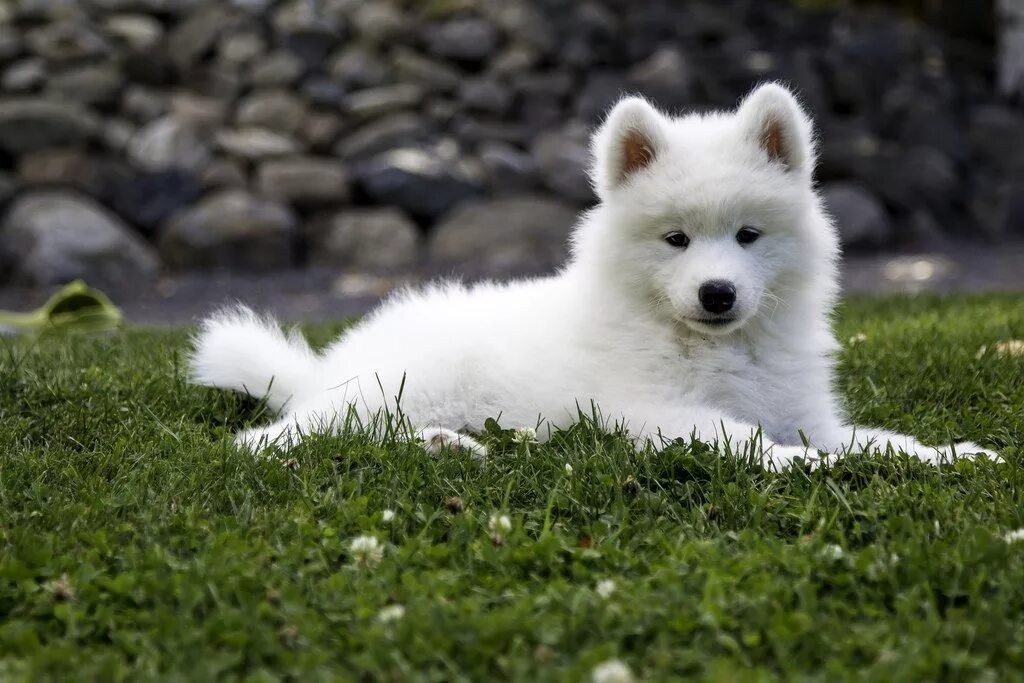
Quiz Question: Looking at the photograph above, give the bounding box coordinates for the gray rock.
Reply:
[576,71,626,123]
[429,194,577,273]
[26,20,111,63]
[2,59,46,93]
[201,156,248,188]
[452,117,529,146]
[329,45,391,90]
[256,157,350,206]
[217,30,265,66]
[122,86,170,123]
[530,123,593,205]
[249,50,305,87]
[128,115,210,171]
[426,17,500,62]
[47,63,123,107]
[479,141,537,192]
[334,113,430,160]
[300,75,344,107]
[343,84,423,120]
[353,145,481,220]
[216,127,299,160]
[0,171,15,207]
[352,1,408,44]
[235,89,307,134]
[822,182,893,248]
[969,104,1024,175]
[110,169,203,234]
[167,5,232,70]
[160,189,296,270]
[0,190,158,286]
[627,45,694,111]
[170,91,226,128]
[459,78,512,116]
[311,207,420,270]
[392,47,461,93]
[0,98,98,154]
[302,111,343,150]
[0,26,21,62]
[104,14,164,52]
[489,43,540,76]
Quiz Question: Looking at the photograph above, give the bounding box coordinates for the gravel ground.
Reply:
[3,242,1023,327]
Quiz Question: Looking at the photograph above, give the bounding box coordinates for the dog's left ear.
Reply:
[737,83,814,172]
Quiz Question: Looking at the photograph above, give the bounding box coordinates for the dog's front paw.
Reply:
[950,441,1002,463]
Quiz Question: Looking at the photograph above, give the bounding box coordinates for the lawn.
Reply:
[1,295,1023,681]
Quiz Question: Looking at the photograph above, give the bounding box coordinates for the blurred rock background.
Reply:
[0,0,1021,317]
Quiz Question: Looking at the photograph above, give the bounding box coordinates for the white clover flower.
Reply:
[377,604,405,623]
[513,427,538,443]
[848,332,868,345]
[382,509,395,523]
[488,513,512,535]
[591,659,636,683]
[565,463,574,476]
[1004,528,1024,543]
[821,544,844,560]
[349,535,384,568]
[595,579,616,599]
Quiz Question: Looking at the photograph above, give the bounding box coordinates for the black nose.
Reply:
[698,280,736,314]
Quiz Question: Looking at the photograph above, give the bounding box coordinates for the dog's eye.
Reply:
[664,231,690,248]
[736,226,762,245]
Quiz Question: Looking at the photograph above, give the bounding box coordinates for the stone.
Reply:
[302,111,343,150]
[328,45,391,90]
[300,76,344,107]
[128,115,210,171]
[0,26,20,62]
[160,189,297,270]
[0,98,98,154]
[627,45,694,111]
[216,127,299,159]
[969,104,1024,175]
[334,113,430,160]
[0,190,158,286]
[170,91,226,128]
[104,13,164,52]
[530,123,593,205]
[122,86,170,122]
[26,21,111,63]
[166,5,232,71]
[47,63,123,107]
[256,157,350,205]
[479,141,537,192]
[343,84,423,120]
[392,47,461,93]
[235,89,307,134]
[426,17,500,63]
[576,71,626,123]
[2,59,46,93]
[459,78,512,116]
[249,50,305,87]
[822,182,893,248]
[217,30,265,66]
[201,157,248,188]
[353,145,481,220]
[429,194,577,273]
[110,169,203,234]
[311,207,420,270]
[352,1,408,44]
[17,148,125,199]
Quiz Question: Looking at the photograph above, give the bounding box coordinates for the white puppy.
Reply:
[190,83,996,469]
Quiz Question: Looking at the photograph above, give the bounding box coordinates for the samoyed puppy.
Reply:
[191,83,996,469]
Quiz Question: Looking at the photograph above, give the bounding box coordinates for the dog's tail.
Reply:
[189,306,319,413]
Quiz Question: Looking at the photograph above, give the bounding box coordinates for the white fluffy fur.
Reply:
[190,83,997,469]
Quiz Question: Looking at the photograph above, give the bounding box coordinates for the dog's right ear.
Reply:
[591,97,668,198]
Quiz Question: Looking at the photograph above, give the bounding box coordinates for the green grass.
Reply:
[1,295,1023,681]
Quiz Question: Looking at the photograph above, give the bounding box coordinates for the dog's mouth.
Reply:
[688,317,737,327]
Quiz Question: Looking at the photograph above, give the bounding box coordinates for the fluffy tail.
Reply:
[189,306,319,413]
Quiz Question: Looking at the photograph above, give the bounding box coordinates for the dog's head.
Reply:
[578,83,839,336]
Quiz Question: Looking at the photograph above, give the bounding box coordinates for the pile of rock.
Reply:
[0,0,1018,288]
